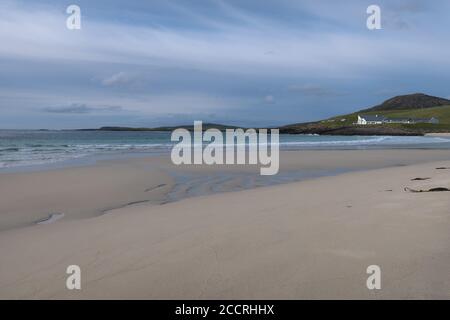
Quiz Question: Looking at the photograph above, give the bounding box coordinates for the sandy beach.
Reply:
[3,0,450,307]
[0,149,450,299]
[1,149,450,230]
[0,158,174,231]
[425,133,450,137]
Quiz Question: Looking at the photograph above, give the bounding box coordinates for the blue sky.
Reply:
[1,0,450,129]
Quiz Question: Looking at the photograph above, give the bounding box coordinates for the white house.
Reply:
[357,114,439,125]
[357,115,386,125]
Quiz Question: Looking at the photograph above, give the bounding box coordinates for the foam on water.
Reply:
[1,130,450,169]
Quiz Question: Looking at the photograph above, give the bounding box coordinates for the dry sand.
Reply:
[0,150,450,299]
[425,133,450,137]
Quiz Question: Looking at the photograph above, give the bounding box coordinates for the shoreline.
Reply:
[2,134,450,174]
[425,132,450,137]
[0,155,449,298]
[2,149,450,232]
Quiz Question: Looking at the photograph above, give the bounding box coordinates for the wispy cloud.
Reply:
[288,84,344,97]
[1,0,450,128]
[383,0,429,30]
[1,0,449,77]
[43,103,122,114]
[100,72,139,87]
[264,95,275,104]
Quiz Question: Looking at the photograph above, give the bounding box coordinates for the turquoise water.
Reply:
[1,130,450,169]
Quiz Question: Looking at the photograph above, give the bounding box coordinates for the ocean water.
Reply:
[1,130,450,169]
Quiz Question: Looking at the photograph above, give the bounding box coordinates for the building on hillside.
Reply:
[357,115,439,125]
[356,115,386,125]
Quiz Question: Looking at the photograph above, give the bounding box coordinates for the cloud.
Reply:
[392,0,428,14]
[43,103,122,114]
[2,0,449,79]
[264,95,275,104]
[1,0,450,129]
[383,0,429,30]
[288,84,344,97]
[101,72,138,87]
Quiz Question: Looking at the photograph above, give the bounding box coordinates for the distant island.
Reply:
[78,123,242,132]
[80,93,450,136]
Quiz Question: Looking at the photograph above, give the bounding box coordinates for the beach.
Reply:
[1,149,450,299]
[425,133,450,137]
[3,0,450,306]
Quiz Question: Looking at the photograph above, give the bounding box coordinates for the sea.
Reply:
[1,130,450,170]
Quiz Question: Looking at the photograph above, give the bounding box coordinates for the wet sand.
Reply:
[2,149,450,231]
[0,150,450,299]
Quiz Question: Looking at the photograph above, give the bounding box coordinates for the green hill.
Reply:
[329,104,450,125]
[281,93,450,135]
[362,93,450,112]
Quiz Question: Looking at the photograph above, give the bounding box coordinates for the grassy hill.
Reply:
[281,94,450,135]
[361,93,450,112]
[328,104,450,125]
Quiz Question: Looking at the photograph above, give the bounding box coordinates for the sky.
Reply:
[1,0,450,129]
